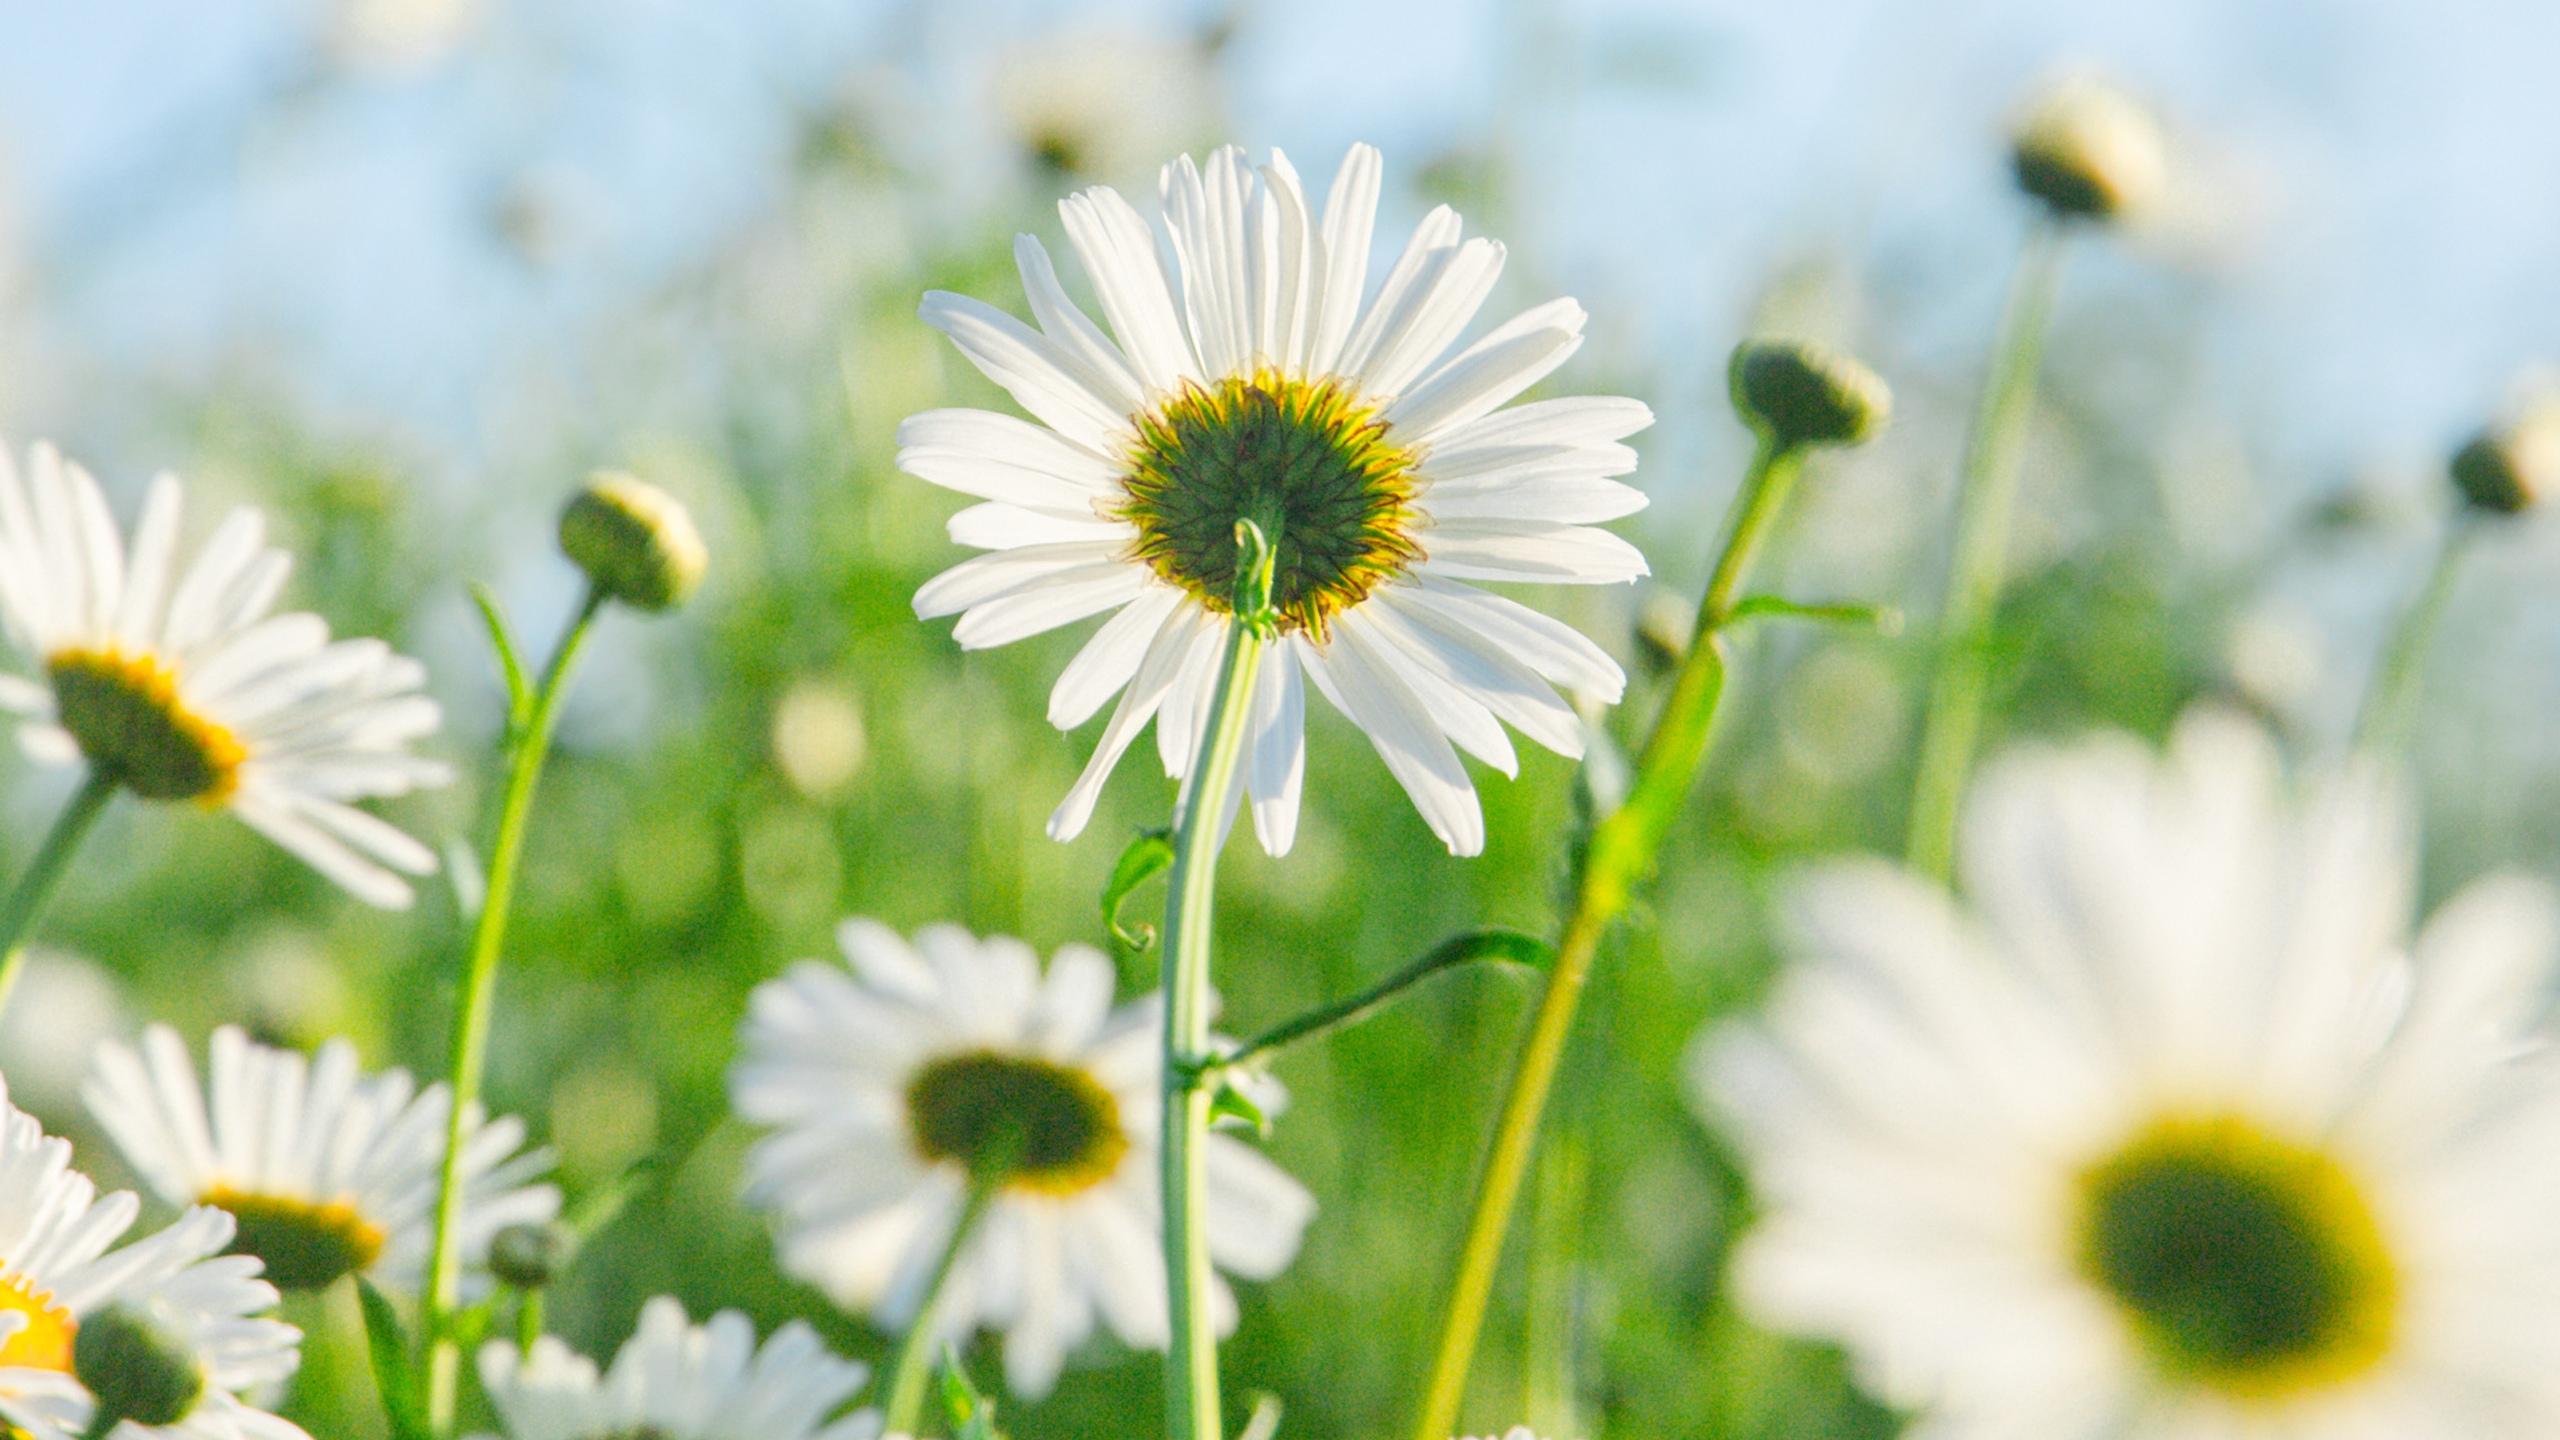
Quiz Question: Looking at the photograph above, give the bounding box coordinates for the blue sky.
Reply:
[1,0,2554,492]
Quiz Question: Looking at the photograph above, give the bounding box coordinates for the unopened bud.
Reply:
[488,1221,572,1290]
[1729,340,1891,451]
[2450,395,2560,517]
[74,1306,207,1429]
[2010,75,2166,223]
[1635,588,1696,677]
[560,473,707,612]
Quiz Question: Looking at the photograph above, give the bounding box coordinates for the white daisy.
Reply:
[1699,711,2560,1437]
[731,918,1317,1397]
[471,1296,877,1440]
[903,143,1650,856]
[83,1025,560,1295]
[0,439,451,908]
[0,1076,306,1440]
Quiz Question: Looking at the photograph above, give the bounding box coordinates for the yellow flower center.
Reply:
[1117,372,1422,640]
[0,1270,76,1372]
[45,647,246,803]
[905,1049,1129,1197]
[200,1186,388,1291]
[2074,1112,2399,1402]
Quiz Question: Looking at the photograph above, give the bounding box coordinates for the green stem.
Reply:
[1160,524,1275,1440]
[0,768,117,1023]
[1905,219,2067,882]
[515,1288,544,1358]
[1214,929,1550,1074]
[881,1173,1003,1437]
[421,586,607,1435]
[1411,437,1806,1440]
[2355,517,2476,752]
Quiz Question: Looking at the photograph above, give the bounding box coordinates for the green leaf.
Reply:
[357,1279,432,1440]
[1101,828,1175,954]
[940,1347,1007,1440]
[1724,594,1904,635]
[1206,1080,1271,1139]
[469,582,535,730]
[1235,1394,1284,1440]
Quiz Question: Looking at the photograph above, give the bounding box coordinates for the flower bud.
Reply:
[559,473,707,612]
[489,1220,572,1290]
[2450,397,2560,517]
[2010,75,2166,223]
[74,1306,207,1429]
[1635,587,1696,677]
[1729,339,1892,451]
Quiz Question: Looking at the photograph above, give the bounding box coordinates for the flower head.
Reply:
[0,1077,306,1440]
[0,440,450,906]
[732,919,1316,1396]
[2010,72,2167,223]
[2449,372,2560,516]
[559,472,707,612]
[1700,712,2560,1435]
[84,1026,560,1294]
[471,1297,876,1440]
[902,144,1649,855]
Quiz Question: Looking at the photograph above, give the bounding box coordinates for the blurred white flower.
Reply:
[84,1026,559,1294]
[0,440,452,907]
[732,919,1315,1396]
[988,32,1217,186]
[0,948,128,1115]
[326,0,483,73]
[0,1076,305,1440]
[1700,711,2560,1436]
[903,143,1649,856]
[471,1297,876,1440]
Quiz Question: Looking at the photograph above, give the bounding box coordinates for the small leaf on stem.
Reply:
[1102,827,1176,954]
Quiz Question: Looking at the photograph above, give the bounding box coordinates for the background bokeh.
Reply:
[3,1,2558,1436]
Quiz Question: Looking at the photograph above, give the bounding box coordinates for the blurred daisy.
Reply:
[988,31,1216,184]
[84,1026,560,1294]
[472,1296,876,1440]
[0,440,450,908]
[904,143,1649,856]
[0,1077,305,1440]
[1701,712,2560,1437]
[732,919,1316,1396]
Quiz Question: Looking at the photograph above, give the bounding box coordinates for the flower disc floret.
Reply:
[2076,1113,2397,1399]
[906,1049,1129,1196]
[1118,373,1421,639]
[45,647,245,803]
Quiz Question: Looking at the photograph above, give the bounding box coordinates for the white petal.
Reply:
[1058,185,1202,394]
[1307,143,1384,377]
[1050,587,1183,729]
[919,292,1133,452]
[912,543,1122,620]
[1419,519,1650,585]
[1387,298,1587,443]
[1301,632,1485,855]
[1048,606,1209,841]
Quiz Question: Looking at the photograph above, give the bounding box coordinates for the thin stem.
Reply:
[1159,523,1276,1440]
[1214,929,1550,1074]
[0,768,118,1022]
[421,587,607,1435]
[2355,517,2476,752]
[1412,437,1806,1440]
[515,1289,544,1358]
[881,1172,1004,1437]
[1905,219,2067,882]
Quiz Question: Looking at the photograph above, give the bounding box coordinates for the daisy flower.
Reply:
[472,1297,877,1440]
[1699,711,2560,1437]
[0,439,450,908]
[731,919,1317,1396]
[903,143,1649,856]
[0,1076,306,1440]
[83,1026,560,1294]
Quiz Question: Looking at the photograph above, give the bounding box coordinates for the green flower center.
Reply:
[1117,372,1421,639]
[2075,1113,2399,1400]
[47,647,245,803]
[905,1049,1128,1196]
[200,1186,387,1291]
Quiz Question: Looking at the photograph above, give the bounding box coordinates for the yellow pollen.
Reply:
[0,1270,76,1373]
[45,646,246,804]
[199,1186,388,1291]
